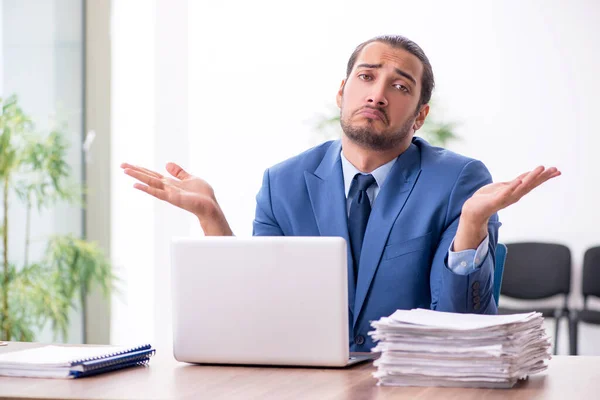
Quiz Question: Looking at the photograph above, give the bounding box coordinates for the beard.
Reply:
[340,110,414,151]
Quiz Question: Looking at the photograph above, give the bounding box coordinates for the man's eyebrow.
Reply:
[355,63,417,86]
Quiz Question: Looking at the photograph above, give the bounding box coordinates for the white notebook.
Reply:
[0,344,155,378]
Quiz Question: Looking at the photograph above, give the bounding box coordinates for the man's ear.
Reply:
[336,79,346,108]
[413,104,430,131]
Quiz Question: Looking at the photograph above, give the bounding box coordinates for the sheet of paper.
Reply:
[0,345,130,367]
[388,308,540,330]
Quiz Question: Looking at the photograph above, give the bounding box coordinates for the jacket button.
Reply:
[472,281,480,290]
[355,335,365,345]
[474,303,481,310]
[473,295,481,303]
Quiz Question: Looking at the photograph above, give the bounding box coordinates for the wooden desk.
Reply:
[0,342,598,400]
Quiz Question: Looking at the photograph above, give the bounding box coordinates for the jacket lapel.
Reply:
[304,140,356,315]
[353,143,422,328]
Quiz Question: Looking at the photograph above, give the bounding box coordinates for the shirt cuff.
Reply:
[447,235,490,275]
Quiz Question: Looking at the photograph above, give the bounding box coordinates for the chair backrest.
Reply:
[493,243,507,306]
[501,242,571,300]
[582,246,600,301]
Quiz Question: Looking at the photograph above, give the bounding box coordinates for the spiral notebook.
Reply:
[0,344,155,378]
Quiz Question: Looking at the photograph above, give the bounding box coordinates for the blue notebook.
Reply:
[0,344,155,379]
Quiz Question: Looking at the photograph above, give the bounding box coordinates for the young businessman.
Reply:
[122,35,560,351]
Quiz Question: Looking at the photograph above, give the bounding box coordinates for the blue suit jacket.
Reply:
[252,137,501,351]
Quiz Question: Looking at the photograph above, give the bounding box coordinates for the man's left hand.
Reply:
[454,166,561,251]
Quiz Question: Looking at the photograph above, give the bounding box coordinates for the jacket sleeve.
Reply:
[252,168,284,236]
[429,159,502,314]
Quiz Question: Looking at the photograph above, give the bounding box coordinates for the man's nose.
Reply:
[366,84,388,107]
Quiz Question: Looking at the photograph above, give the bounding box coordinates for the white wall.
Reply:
[111,0,600,354]
[110,0,191,348]
[110,0,157,346]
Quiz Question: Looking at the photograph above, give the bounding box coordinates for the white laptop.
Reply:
[170,236,374,367]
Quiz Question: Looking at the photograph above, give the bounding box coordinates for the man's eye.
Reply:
[394,84,409,93]
[358,74,372,81]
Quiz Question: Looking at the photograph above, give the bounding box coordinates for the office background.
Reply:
[1,0,598,354]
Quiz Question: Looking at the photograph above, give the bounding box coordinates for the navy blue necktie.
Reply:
[348,173,376,282]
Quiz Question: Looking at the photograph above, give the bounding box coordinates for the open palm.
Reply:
[462,166,561,223]
[120,162,218,218]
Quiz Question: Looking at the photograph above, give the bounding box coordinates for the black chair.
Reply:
[570,246,600,355]
[498,242,572,355]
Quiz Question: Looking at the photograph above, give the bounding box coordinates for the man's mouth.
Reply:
[356,107,386,123]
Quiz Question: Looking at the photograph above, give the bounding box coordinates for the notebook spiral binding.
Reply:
[70,344,153,366]
[71,357,153,378]
[79,348,156,372]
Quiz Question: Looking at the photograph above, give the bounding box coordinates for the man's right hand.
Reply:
[121,162,233,236]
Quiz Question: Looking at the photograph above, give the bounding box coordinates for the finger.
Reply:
[534,169,561,191]
[121,163,164,179]
[123,166,183,189]
[516,171,530,180]
[166,162,191,180]
[133,183,169,202]
[513,167,560,199]
[512,166,545,195]
[505,177,524,193]
[522,165,545,183]
[138,166,164,179]
[124,168,165,190]
[528,167,560,190]
[494,168,541,206]
[543,167,561,179]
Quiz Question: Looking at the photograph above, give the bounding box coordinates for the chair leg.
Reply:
[553,317,560,355]
[569,314,578,356]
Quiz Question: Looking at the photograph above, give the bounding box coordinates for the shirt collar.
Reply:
[340,150,398,198]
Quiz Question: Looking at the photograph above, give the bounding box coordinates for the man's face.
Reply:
[337,42,429,151]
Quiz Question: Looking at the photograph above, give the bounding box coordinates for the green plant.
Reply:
[0,94,114,342]
[313,98,460,147]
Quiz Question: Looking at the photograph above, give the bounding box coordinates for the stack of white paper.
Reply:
[369,309,551,388]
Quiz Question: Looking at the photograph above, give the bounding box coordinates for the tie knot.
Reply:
[354,173,376,192]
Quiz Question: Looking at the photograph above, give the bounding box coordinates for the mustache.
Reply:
[354,106,388,124]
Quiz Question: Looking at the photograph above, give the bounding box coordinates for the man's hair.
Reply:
[345,35,435,108]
